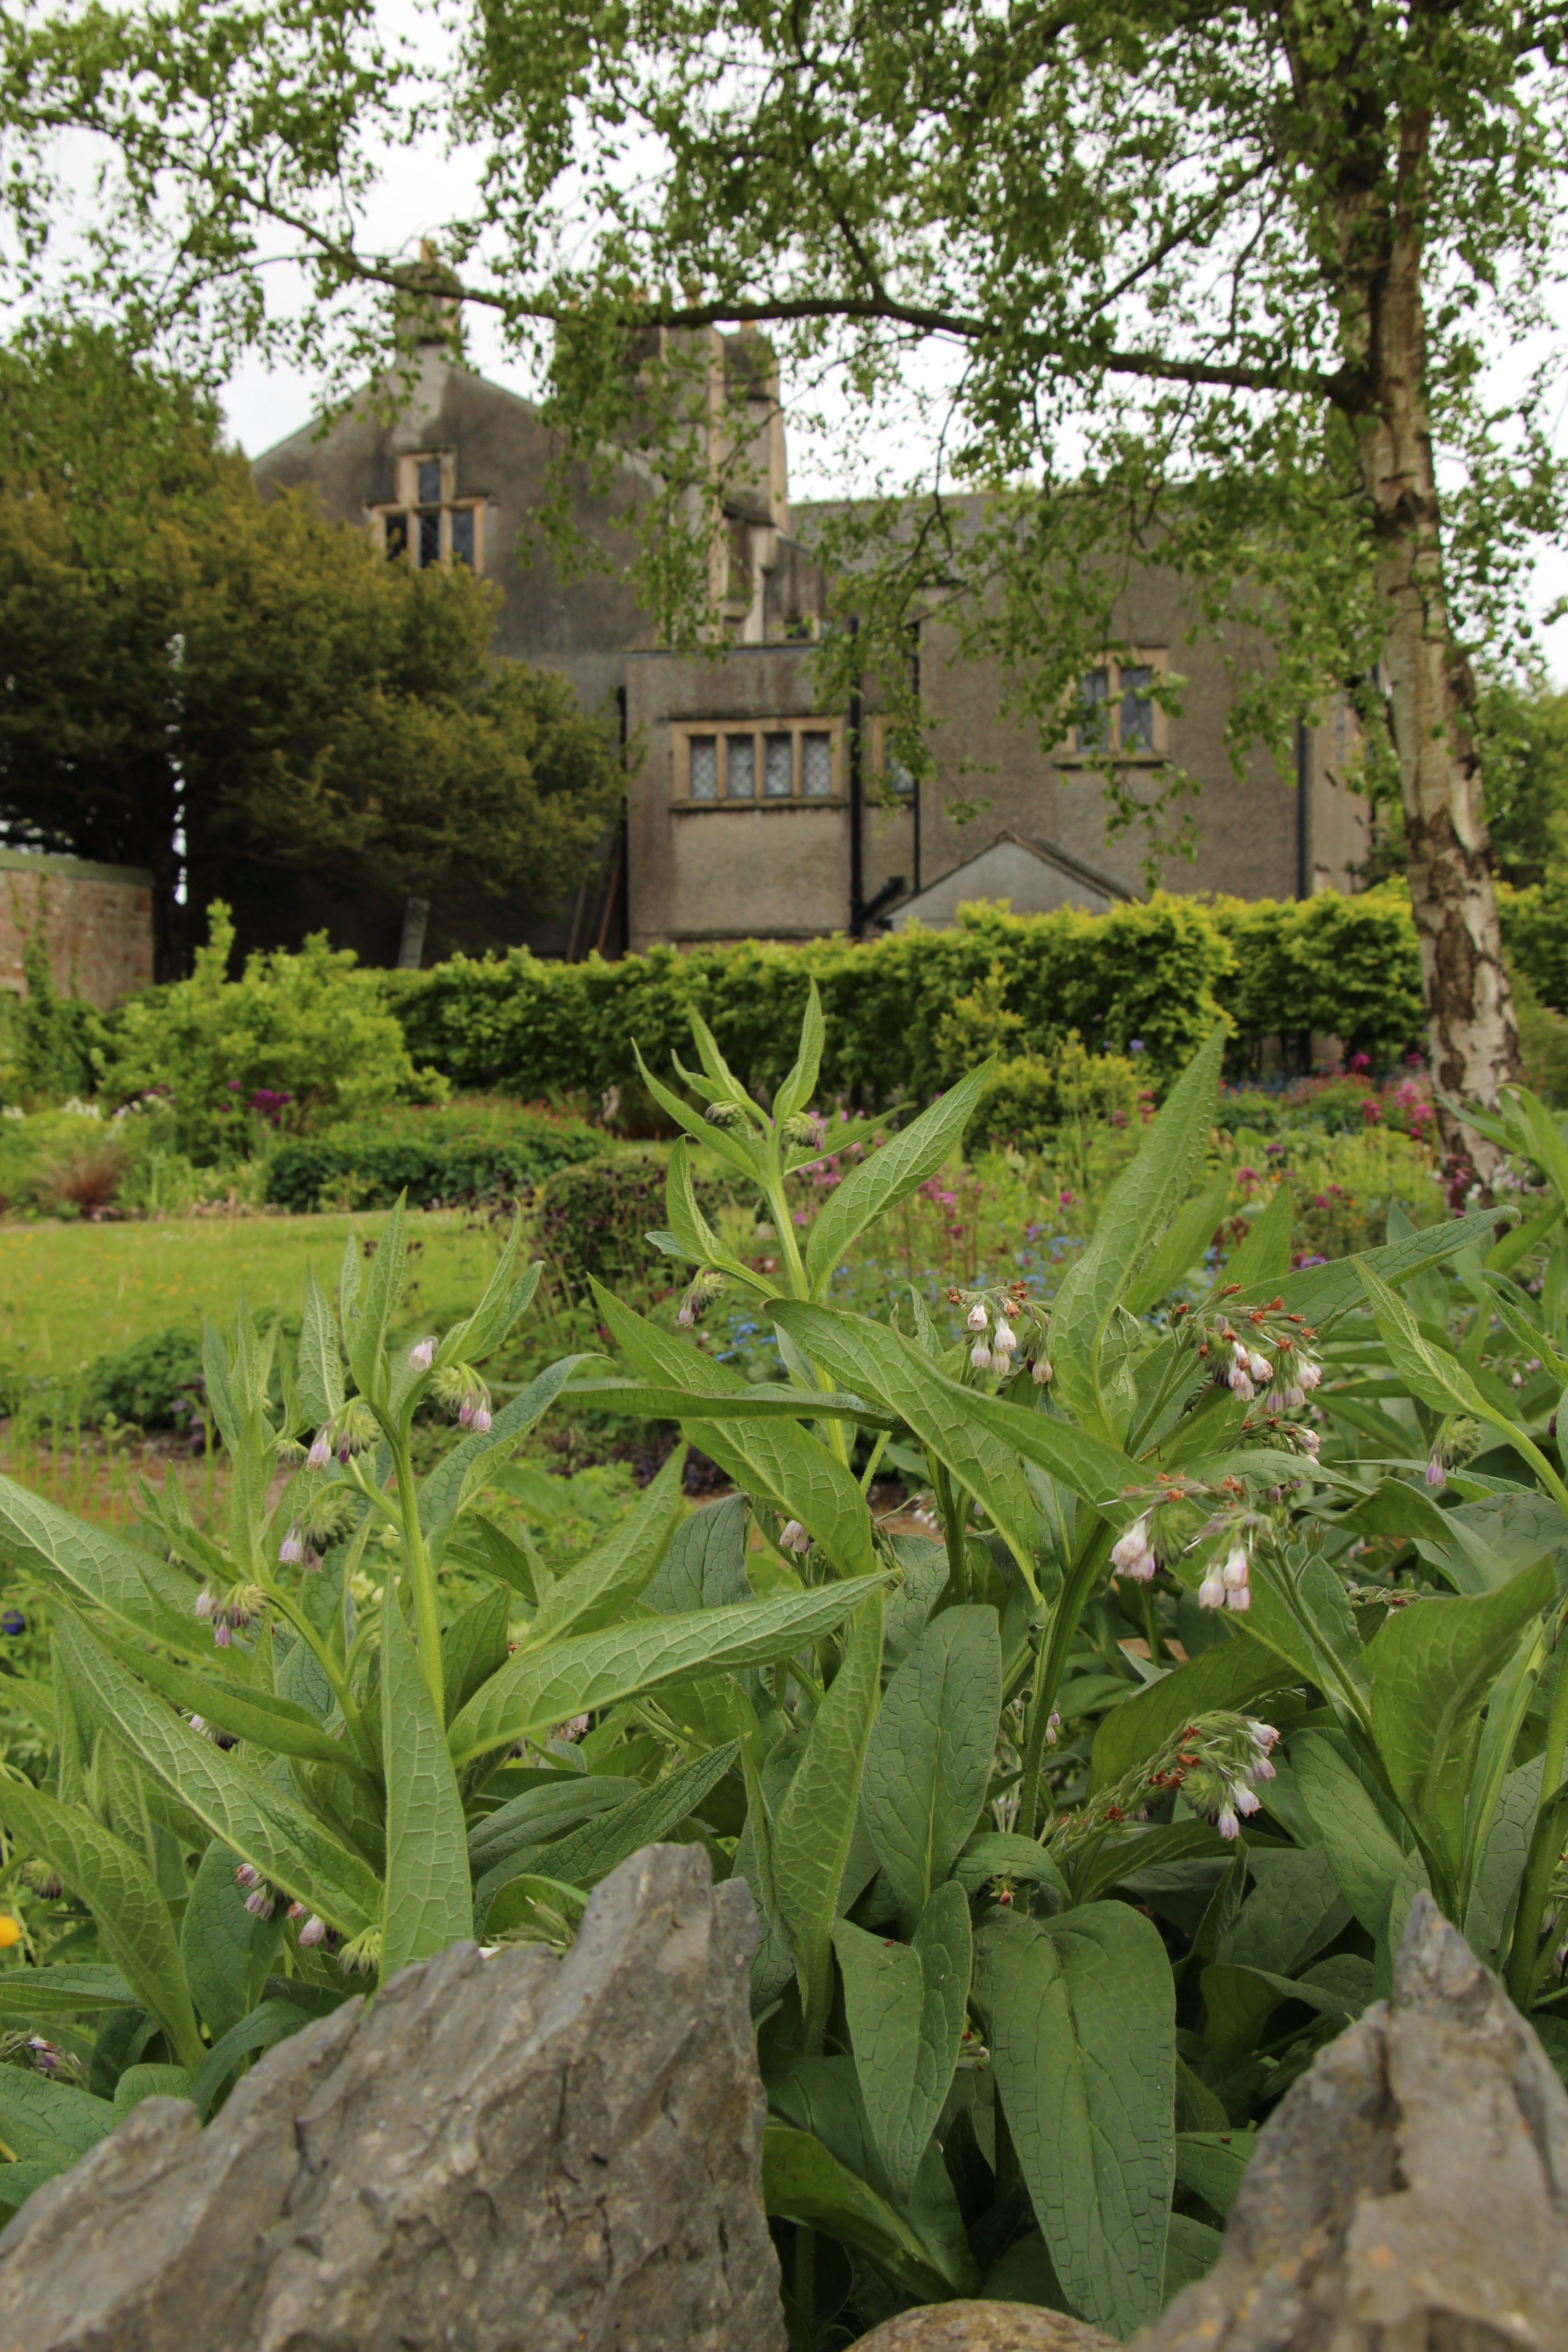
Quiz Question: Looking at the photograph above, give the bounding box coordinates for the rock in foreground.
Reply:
[1142,1888,1568,2352]
[0,1843,784,2352]
[850,2305,1117,2352]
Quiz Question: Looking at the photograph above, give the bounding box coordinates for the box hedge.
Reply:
[264,1100,605,1212]
[387,886,1441,1105]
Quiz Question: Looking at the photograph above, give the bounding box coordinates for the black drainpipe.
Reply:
[910,620,922,897]
[848,617,864,934]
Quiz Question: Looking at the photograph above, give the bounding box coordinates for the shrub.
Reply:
[530,1149,732,1290]
[965,1034,1143,1155]
[387,887,1434,1107]
[81,1324,205,1428]
[1499,880,1568,1013]
[95,901,444,1165]
[265,1098,605,1213]
[1514,971,1568,1103]
[11,934,102,1102]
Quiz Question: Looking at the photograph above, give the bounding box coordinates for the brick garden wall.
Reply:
[0,853,154,1010]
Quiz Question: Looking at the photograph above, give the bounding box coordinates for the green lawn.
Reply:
[0,1211,516,1370]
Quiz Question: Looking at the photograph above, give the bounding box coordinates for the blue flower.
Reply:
[1,1611,25,1637]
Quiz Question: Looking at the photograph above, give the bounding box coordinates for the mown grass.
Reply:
[0,1210,511,1370]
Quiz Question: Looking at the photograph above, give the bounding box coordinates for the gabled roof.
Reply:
[887,830,1133,929]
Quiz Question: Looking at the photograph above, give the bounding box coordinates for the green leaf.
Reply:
[0,1966,132,2019]
[296,1268,344,1430]
[190,1999,311,2122]
[520,1447,687,1651]
[591,1287,879,1578]
[1272,1207,1515,1325]
[1200,1960,1362,2050]
[974,1902,1176,2338]
[380,1580,473,1982]
[1068,1819,1254,1909]
[1291,1731,1411,1939]
[861,1606,1000,1931]
[833,1881,972,2201]
[0,1779,202,2071]
[1214,1845,1350,1978]
[440,1586,512,1727]
[647,1491,753,1612]
[181,1838,285,2043]
[805,1060,996,1293]
[100,1636,359,1774]
[474,1742,740,1931]
[1163,2213,1225,2300]
[0,2066,114,2157]
[564,1379,894,1430]
[0,1477,200,1655]
[436,1225,538,1370]
[55,1615,382,1939]
[632,1040,764,1182]
[1088,1630,1294,1795]
[1174,2131,1257,2219]
[1049,1028,1224,1434]
[772,1304,1043,1589]
[773,978,825,1124]
[348,1195,407,1400]
[664,1139,774,1289]
[760,2122,969,2303]
[1221,1182,1295,1289]
[950,1832,1068,1902]
[467,1774,637,1874]
[773,1590,884,2048]
[113,2063,194,2119]
[1125,1172,1232,1318]
[446,1574,890,1767]
[1363,1558,1556,1906]
[418,1352,596,1550]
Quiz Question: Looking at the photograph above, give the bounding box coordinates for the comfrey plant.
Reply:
[0,992,1565,2352]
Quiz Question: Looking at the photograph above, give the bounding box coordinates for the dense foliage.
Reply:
[1,996,1567,2345]
[0,330,624,975]
[387,890,1439,1104]
[263,1101,606,1214]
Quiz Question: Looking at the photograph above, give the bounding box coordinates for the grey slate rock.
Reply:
[1138,1888,1568,2352]
[0,1842,784,2352]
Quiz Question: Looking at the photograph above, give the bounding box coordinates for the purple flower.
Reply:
[1129,1039,1144,1054]
[299,1915,326,1948]
[408,1337,435,1372]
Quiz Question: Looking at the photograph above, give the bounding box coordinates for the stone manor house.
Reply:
[250,316,1372,967]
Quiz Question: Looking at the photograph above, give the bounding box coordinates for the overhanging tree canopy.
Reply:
[2,0,1566,1146]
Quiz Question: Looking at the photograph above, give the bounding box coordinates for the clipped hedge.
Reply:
[387,887,1431,1105]
[264,1100,604,1212]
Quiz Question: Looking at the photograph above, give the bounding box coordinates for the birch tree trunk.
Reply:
[1351,103,1519,1173]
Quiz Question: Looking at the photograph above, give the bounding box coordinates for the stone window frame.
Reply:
[368,452,486,573]
[1058,647,1170,764]
[672,716,846,806]
[869,714,921,799]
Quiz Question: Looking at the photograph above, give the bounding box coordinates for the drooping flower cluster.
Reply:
[1046,1710,1282,1856]
[431,1362,493,1433]
[234,1862,282,1919]
[1197,1539,1254,1614]
[675,1268,729,1328]
[195,1584,265,1649]
[949,1281,1052,1383]
[779,1519,811,1557]
[1110,1514,1159,1583]
[305,1398,380,1471]
[1172,1288,1322,1428]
